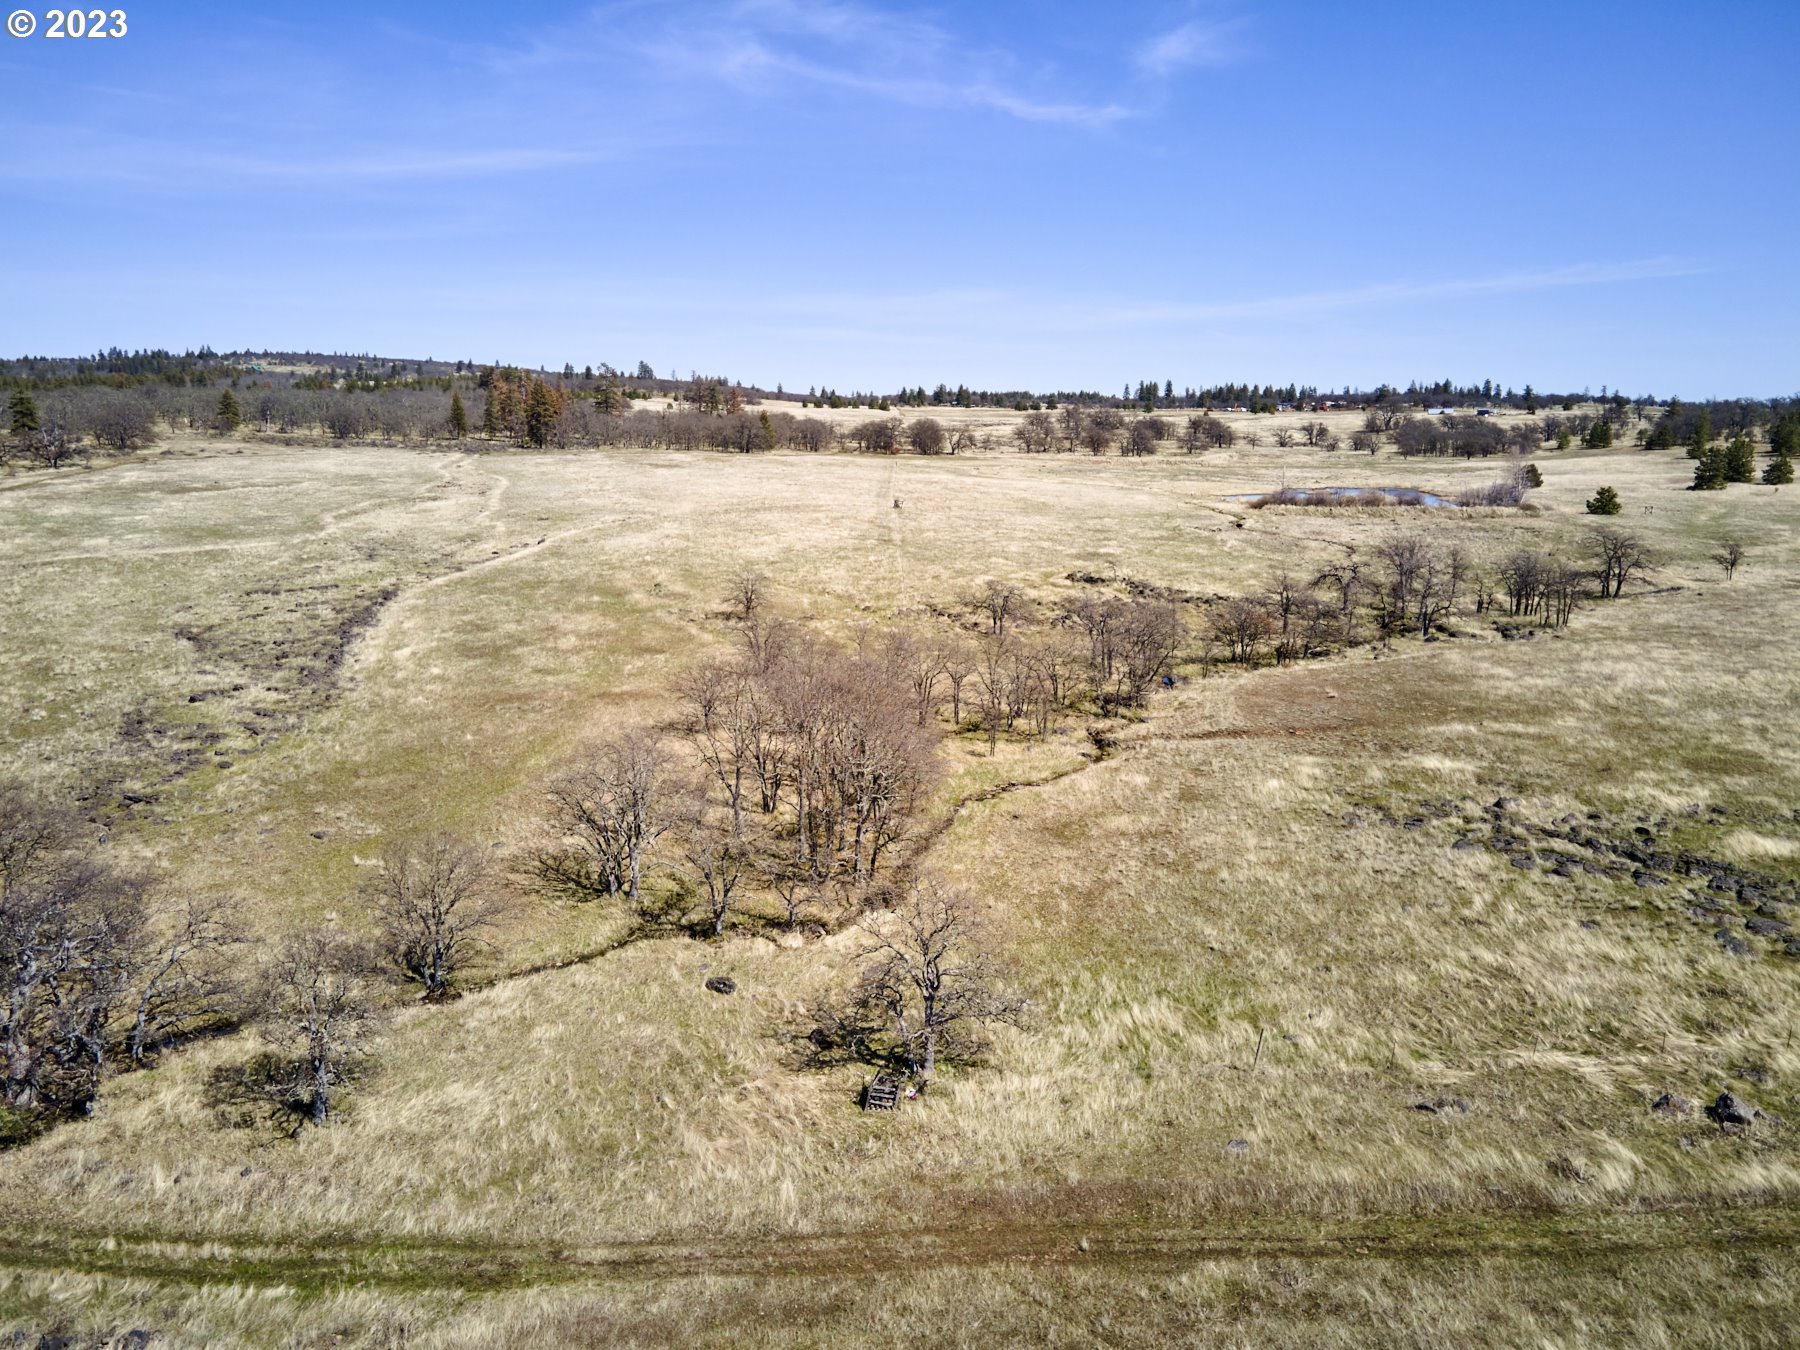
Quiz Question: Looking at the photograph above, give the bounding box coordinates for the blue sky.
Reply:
[2,0,1796,396]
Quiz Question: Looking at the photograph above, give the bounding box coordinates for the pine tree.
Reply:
[1690,448,1728,491]
[1763,454,1794,485]
[523,379,560,447]
[1585,485,1623,514]
[449,390,468,439]
[1687,411,1713,460]
[7,390,39,436]
[1522,463,1544,488]
[1723,436,1756,483]
[1583,419,1613,449]
[214,389,241,434]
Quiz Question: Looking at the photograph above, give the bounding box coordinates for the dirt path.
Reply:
[0,1206,1790,1294]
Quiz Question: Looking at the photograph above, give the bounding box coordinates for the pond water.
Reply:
[1226,486,1459,508]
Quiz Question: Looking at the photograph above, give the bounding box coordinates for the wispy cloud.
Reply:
[587,0,1137,127]
[1093,258,1707,325]
[1135,18,1245,77]
[716,258,1707,336]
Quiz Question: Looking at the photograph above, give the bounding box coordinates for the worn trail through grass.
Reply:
[2,1206,1792,1295]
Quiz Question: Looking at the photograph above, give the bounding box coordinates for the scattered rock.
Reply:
[1413,1096,1471,1115]
[1714,929,1755,958]
[1579,919,1600,930]
[1706,1092,1758,1128]
[309,829,328,841]
[1226,1138,1251,1154]
[1633,872,1665,889]
[703,976,737,995]
[1651,1092,1692,1117]
[1746,917,1791,937]
[120,792,154,806]
[1451,837,1482,852]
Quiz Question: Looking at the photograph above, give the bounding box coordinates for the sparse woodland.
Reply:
[3,352,1800,1346]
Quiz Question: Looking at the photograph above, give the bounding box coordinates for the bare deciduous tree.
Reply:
[1013,411,1057,454]
[848,880,1026,1079]
[907,417,948,455]
[364,834,507,998]
[675,800,755,936]
[533,734,677,911]
[972,580,1025,638]
[221,929,384,1128]
[1588,526,1653,599]
[1,790,148,1118]
[1713,539,1747,580]
[126,893,244,1065]
[1210,595,1276,664]
[727,570,769,622]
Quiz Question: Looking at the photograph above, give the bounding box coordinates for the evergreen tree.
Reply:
[214,388,241,433]
[1769,413,1800,460]
[523,378,560,447]
[1522,463,1544,488]
[1687,411,1713,460]
[7,390,40,436]
[1585,485,1623,514]
[1764,454,1795,485]
[1690,448,1728,490]
[1583,419,1613,449]
[449,390,468,439]
[1723,436,1756,483]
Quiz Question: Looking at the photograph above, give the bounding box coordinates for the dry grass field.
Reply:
[3,413,1799,1346]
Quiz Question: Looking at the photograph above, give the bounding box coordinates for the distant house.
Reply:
[1426,405,1455,416]
[1475,407,1495,417]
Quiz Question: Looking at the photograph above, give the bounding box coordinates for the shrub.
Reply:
[1585,486,1622,514]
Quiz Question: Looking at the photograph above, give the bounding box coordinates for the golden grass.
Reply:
[2,420,1798,1342]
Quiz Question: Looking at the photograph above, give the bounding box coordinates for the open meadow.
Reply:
[3,413,1799,1346]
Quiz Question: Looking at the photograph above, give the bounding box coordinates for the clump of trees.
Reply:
[529,622,940,934]
[1495,550,1583,629]
[1196,523,1654,660]
[1,784,242,1139]
[2,776,533,1140]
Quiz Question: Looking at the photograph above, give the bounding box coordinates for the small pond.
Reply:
[1226,486,1459,508]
